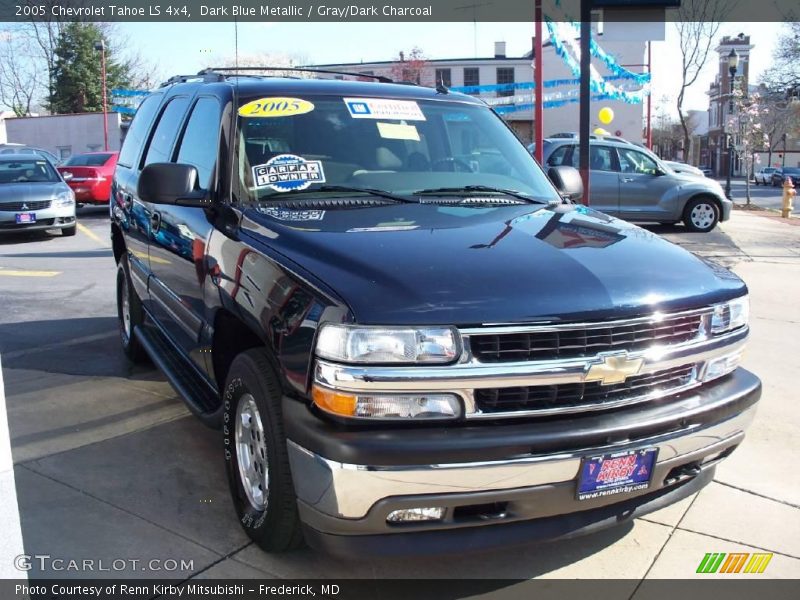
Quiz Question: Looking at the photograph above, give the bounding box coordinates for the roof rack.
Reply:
[200,66,394,83]
[159,72,225,88]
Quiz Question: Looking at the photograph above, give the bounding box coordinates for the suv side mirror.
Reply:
[137,163,211,207]
[547,166,583,202]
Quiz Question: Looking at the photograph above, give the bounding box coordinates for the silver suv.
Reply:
[542,138,731,232]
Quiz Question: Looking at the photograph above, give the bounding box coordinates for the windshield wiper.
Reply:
[411,185,552,205]
[263,185,416,204]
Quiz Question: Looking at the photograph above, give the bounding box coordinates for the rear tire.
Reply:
[62,224,77,237]
[116,254,148,363]
[223,349,304,553]
[683,197,720,233]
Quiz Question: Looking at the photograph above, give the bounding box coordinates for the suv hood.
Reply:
[244,203,746,325]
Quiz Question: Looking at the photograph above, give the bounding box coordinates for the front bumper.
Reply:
[286,368,759,554]
[720,197,733,221]
[0,206,76,233]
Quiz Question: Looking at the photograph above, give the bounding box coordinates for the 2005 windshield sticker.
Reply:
[238,97,315,118]
[253,154,326,192]
[344,98,426,121]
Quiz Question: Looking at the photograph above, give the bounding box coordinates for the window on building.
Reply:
[143,96,190,167]
[435,68,452,87]
[117,93,162,168]
[496,67,515,97]
[87,144,102,152]
[463,67,479,91]
[176,97,221,190]
[57,146,72,160]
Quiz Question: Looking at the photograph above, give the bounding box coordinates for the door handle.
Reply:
[150,211,162,233]
[621,177,635,183]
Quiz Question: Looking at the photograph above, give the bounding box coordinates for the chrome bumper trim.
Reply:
[287,405,755,519]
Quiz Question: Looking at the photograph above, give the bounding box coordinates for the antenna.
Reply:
[455,2,494,58]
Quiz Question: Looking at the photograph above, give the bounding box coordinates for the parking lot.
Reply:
[1,205,799,583]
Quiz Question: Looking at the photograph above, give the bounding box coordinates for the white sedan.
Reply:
[754,167,777,185]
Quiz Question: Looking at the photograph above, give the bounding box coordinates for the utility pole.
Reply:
[94,39,109,152]
[455,2,493,58]
[579,0,591,205]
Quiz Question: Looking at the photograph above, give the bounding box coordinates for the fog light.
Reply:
[702,352,742,382]
[386,507,445,523]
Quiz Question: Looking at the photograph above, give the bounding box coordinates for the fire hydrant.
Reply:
[782,177,796,219]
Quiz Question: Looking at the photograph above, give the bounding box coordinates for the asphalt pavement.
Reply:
[0,206,798,583]
[724,178,799,215]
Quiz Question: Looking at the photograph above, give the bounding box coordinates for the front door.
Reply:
[615,146,678,222]
[148,96,222,371]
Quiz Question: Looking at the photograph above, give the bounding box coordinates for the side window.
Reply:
[176,97,221,190]
[143,96,190,167]
[547,144,574,167]
[118,94,162,167]
[590,145,616,172]
[618,147,659,175]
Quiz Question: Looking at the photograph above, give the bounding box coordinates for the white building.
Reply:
[3,112,123,160]
[311,37,647,143]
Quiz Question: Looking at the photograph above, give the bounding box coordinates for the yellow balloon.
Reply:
[594,127,610,136]
[598,107,614,125]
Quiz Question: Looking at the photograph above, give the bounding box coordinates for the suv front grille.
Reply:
[0,200,51,211]
[469,313,704,363]
[475,364,697,414]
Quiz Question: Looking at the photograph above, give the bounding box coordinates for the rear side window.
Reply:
[176,97,221,190]
[547,144,574,167]
[117,94,162,168]
[143,96,190,167]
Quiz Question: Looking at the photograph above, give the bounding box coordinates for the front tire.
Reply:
[683,197,720,233]
[223,349,303,553]
[116,254,148,363]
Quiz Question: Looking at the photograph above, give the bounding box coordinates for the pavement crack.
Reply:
[675,526,800,560]
[16,462,225,557]
[714,480,800,509]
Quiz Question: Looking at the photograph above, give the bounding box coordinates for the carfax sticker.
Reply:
[343,97,426,121]
[252,154,326,192]
[238,97,315,118]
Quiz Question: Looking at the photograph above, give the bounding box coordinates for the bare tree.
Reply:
[0,27,44,116]
[390,47,428,85]
[675,1,725,162]
[759,22,800,95]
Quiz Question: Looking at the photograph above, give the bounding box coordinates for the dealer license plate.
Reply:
[576,448,658,500]
[15,213,36,224]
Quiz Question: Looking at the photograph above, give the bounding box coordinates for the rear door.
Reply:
[546,143,619,215]
[113,93,163,301]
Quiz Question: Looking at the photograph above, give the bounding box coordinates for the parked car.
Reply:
[664,161,705,178]
[543,138,731,232]
[0,154,76,235]
[0,143,61,165]
[698,165,713,177]
[58,151,119,205]
[112,73,759,556]
[753,167,777,185]
[771,167,800,186]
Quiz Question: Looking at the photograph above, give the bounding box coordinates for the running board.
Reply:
[134,324,222,428]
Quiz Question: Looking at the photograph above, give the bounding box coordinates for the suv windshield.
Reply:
[236,95,560,204]
[0,158,60,183]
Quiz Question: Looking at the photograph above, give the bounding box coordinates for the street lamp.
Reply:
[724,49,739,199]
[93,40,108,152]
[782,132,788,168]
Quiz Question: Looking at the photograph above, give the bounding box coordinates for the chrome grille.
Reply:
[475,364,697,414]
[0,200,51,211]
[469,312,705,363]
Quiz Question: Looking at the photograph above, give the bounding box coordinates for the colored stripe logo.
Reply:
[697,552,773,574]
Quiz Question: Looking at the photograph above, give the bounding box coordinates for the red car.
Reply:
[57,151,118,205]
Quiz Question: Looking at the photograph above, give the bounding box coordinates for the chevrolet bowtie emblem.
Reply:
[584,352,645,385]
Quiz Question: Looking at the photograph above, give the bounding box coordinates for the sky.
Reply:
[116,20,787,118]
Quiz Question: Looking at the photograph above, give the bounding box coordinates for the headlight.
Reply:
[710,296,749,334]
[54,190,75,207]
[315,324,460,364]
[312,386,462,420]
